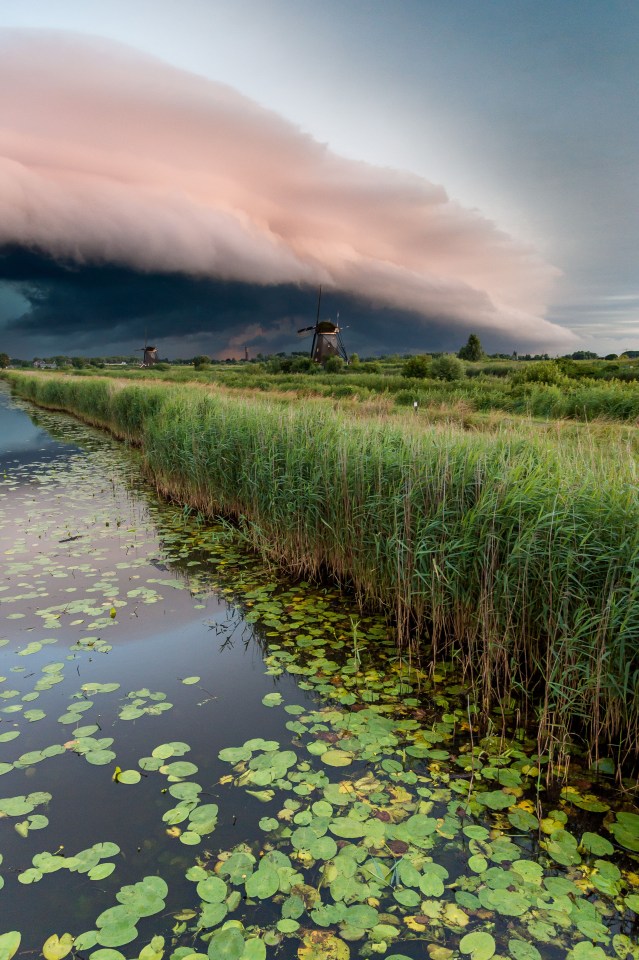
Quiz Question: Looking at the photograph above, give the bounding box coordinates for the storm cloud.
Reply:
[0,29,574,354]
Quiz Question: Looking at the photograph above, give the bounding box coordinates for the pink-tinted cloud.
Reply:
[0,29,573,347]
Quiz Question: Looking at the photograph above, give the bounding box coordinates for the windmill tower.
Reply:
[297,287,348,364]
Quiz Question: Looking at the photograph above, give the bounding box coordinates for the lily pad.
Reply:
[298,931,350,960]
[206,927,245,960]
[460,932,496,960]
[0,933,21,960]
[42,934,74,960]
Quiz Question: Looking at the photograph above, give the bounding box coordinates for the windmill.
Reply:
[298,287,348,365]
[138,332,158,367]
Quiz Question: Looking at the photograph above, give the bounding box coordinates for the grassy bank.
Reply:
[5,370,639,771]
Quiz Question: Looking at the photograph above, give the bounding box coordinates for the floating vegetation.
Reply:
[1,385,639,958]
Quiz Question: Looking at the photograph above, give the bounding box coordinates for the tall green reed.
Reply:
[5,371,639,771]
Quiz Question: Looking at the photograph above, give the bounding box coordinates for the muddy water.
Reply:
[0,383,637,960]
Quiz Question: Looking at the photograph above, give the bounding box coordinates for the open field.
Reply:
[45,354,639,425]
[5,369,639,773]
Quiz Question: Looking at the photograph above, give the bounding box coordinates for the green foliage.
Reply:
[458,334,485,361]
[511,360,566,385]
[324,356,344,373]
[401,355,431,379]
[192,356,211,369]
[290,356,315,373]
[0,352,10,369]
[430,354,465,380]
[7,369,639,764]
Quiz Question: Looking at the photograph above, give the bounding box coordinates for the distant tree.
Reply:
[0,352,10,369]
[605,353,619,361]
[192,355,211,369]
[402,355,431,379]
[430,354,466,381]
[565,350,599,360]
[71,357,85,369]
[324,356,344,373]
[349,353,360,368]
[458,334,485,362]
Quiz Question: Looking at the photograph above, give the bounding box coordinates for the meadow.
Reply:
[56,352,639,425]
[4,367,639,776]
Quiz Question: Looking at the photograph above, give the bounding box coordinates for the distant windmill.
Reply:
[298,287,348,364]
[138,332,158,367]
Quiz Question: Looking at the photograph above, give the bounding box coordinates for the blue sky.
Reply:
[0,0,637,356]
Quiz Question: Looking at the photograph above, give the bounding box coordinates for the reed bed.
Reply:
[6,371,639,770]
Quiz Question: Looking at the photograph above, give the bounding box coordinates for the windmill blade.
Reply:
[297,325,316,334]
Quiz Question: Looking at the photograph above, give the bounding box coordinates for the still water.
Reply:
[0,383,637,960]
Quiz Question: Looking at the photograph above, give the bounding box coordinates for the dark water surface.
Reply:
[1,383,638,960]
[0,387,309,950]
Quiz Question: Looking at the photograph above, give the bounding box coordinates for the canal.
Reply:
[0,382,637,960]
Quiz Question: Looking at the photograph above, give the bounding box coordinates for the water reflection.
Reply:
[0,384,307,948]
[0,387,76,464]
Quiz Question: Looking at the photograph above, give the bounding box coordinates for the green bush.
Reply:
[512,360,566,385]
[430,355,465,381]
[402,355,431,379]
[324,356,344,373]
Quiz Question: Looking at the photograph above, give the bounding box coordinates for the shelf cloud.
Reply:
[0,29,574,352]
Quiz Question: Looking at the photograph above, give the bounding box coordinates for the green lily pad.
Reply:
[96,924,138,949]
[460,931,496,960]
[0,932,21,960]
[581,832,614,856]
[609,812,639,852]
[115,770,141,784]
[206,927,245,960]
[321,750,354,767]
[197,876,227,903]
[262,693,283,707]
[245,865,279,898]
[89,863,116,881]
[509,941,542,960]
[42,933,74,960]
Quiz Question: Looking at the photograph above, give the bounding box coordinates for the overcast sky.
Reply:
[0,0,637,358]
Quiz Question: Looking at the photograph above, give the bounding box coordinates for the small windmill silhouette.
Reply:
[138,331,158,367]
[297,287,348,364]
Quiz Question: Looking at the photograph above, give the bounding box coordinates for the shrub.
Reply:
[511,360,566,385]
[192,355,211,369]
[430,355,465,381]
[291,356,315,373]
[402,355,431,379]
[324,356,344,373]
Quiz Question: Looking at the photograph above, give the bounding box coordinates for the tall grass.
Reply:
[6,371,639,770]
